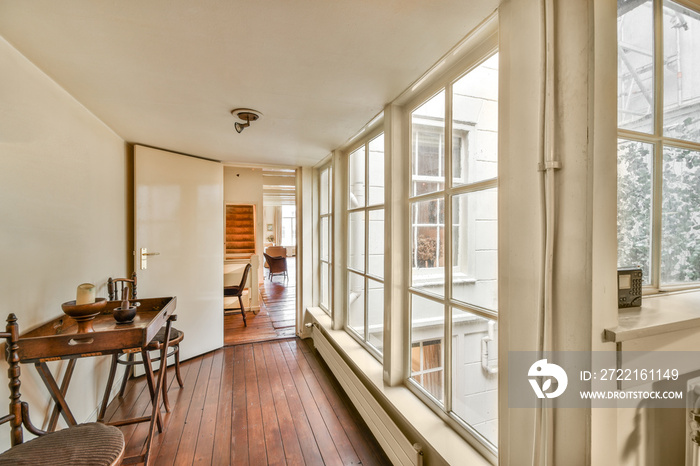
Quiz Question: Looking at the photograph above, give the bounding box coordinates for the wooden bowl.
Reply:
[61,298,106,333]
[113,306,137,324]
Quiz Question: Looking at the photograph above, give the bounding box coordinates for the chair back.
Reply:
[263,253,288,274]
[0,314,26,446]
[108,273,137,301]
[239,263,252,288]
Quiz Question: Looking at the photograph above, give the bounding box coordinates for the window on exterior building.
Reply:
[617,0,700,289]
[319,164,333,314]
[408,52,499,449]
[411,339,443,401]
[347,133,385,356]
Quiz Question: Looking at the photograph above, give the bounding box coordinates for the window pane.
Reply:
[618,0,654,134]
[348,211,365,272]
[452,54,499,186]
[368,209,384,278]
[452,188,498,311]
[451,309,498,447]
[367,278,384,353]
[320,167,330,214]
[410,293,444,403]
[320,216,329,261]
[663,1,700,143]
[617,139,652,283]
[412,91,446,196]
[349,146,366,208]
[368,134,385,206]
[281,205,296,247]
[661,146,700,283]
[348,272,365,336]
[412,199,445,297]
[321,262,330,311]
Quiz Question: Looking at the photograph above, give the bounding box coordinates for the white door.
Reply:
[135,145,224,360]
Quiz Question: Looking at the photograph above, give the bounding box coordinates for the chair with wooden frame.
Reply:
[97,273,184,422]
[223,262,252,326]
[263,252,288,281]
[0,314,125,465]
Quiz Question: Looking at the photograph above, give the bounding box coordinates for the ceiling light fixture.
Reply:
[231,108,263,134]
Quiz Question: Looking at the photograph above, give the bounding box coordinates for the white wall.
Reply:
[224,167,264,282]
[0,36,129,445]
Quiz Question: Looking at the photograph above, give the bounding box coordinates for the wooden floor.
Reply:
[224,258,296,346]
[106,338,391,465]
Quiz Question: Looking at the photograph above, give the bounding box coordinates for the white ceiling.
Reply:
[0,0,497,167]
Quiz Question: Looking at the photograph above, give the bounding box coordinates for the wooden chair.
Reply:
[97,274,184,422]
[263,252,288,280]
[224,263,252,326]
[0,314,125,465]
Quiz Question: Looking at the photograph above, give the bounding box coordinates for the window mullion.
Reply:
[364,143,370,343]
[444,83,454,414]
[652,142,663,289]
[651,0,663,288]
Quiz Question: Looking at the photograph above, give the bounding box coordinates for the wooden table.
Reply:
[16,296,177,466]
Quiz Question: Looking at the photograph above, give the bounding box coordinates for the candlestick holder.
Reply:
[61,298,106,333]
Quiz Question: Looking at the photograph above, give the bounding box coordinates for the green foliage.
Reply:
[661,146,700,283]
[618,117,700,285]
[617,140,652,282]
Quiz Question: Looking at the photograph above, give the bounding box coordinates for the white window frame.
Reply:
[406,49,499,455]
[318,163,333,314]
[617,0,700,292]
[346,129,385,360]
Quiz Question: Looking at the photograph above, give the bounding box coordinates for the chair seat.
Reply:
[146,326,184,349]
[224,285,242,296]
[0,422,124,466]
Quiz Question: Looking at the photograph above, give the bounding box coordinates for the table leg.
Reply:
[34,361,77,427]
[142,319,172,466]
[47,358,76,431]
[140,349,163,434]
[97,354,119,422]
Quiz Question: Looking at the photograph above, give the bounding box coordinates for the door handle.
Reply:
[140,248,160,270]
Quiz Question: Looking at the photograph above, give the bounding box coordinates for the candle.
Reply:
[76,283,96,305]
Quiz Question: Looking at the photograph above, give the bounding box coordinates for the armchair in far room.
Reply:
[263,252,288,281]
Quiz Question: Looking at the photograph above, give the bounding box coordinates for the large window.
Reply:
[280,205,296,247]
[617,0,700,289]
[319,164,332,313]
[408,53,499,448]
[347,133,385,356]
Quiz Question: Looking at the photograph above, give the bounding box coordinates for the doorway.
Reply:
[223,167,297,346]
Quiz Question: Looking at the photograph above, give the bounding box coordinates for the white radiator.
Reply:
[687,377,700,466]
[312,326,423,466]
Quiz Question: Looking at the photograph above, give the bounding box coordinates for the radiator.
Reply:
[687,377,700,466]
[312,326,423,466]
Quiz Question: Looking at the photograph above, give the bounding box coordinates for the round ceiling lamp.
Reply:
[231,108,263,133]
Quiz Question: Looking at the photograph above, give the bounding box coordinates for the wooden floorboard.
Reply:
[231,346,249,465]
[112,338,391,465]
[211,347,234,465]
[268,342,325,466]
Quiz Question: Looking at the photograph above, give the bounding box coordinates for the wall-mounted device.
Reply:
[618,267,643,308]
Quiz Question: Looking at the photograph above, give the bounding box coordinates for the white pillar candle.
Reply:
[76,283,96,305]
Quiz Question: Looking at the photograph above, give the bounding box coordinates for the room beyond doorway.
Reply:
[224,257,296,345]
[223,166,297,346]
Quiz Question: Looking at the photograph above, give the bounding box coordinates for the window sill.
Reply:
[604,289,700,342]
[412,272,476,287]
[305,307,492,466]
